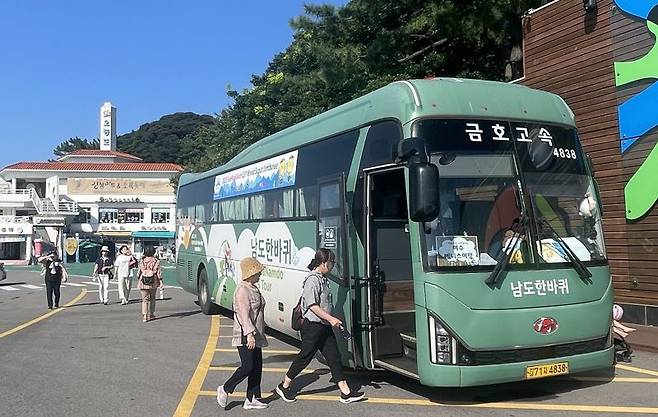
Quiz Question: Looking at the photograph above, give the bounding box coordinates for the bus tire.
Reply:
[198,268,220,315]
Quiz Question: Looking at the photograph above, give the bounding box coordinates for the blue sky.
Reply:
[0,0,345,168]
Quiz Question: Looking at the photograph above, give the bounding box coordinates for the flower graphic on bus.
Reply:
[219,240,235,281]
[178,218,195,250]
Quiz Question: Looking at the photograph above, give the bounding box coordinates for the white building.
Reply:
[0,149,182,264]
[0,102,182,264]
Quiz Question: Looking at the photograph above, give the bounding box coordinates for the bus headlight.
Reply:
[428,313,457,364]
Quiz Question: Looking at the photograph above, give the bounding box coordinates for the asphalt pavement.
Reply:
[2,269,658,417]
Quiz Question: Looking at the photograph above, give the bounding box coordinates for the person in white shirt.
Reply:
[114,245,136,305]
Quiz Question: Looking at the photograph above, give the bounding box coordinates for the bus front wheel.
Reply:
[198,268,220,315]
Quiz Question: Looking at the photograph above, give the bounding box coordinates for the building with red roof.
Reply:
[0,102,183,264]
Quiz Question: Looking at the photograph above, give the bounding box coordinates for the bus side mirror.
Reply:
[409,162,440,222]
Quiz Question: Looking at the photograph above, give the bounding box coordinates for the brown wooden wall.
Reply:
[521,0,658,307]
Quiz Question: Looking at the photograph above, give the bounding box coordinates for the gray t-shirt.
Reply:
[301,272,332,324]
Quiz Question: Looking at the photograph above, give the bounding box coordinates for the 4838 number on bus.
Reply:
[525,362,569,379]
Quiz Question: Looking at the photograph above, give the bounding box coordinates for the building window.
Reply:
[73,207,92,223]
[124,209,143,223]
[152,208,171,224]
[99,208,118,223]
[99,208,143,223]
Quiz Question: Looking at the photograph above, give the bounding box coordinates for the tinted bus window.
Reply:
[296,130,358,187]
[360,121,403,169]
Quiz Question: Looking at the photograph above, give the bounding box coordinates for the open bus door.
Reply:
[363,167,418,378]
[316,174,357,366]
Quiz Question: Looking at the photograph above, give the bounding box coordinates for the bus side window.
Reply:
[296,185,317,217]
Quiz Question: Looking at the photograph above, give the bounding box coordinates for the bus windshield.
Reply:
[412,118,607,270]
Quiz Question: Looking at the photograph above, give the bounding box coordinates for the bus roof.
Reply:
[179,78,575,186]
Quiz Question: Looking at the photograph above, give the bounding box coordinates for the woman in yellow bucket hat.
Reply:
[216,257,269,410]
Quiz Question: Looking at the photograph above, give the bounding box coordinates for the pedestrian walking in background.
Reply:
[138,245,162,322]
[114,245,136,305]
[38,250,67,309]
[216,257,269,410]
[92,246,113,305]
[276,248,365,404]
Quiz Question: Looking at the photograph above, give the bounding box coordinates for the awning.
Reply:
[131,231,175,239]
[97,231,132,237]
[78,240,102,249]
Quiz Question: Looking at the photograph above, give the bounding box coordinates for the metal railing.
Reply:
[0,188,31,195]
[0,188,78,215]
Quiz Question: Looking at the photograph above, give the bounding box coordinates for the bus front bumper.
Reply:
[418,345,614,387]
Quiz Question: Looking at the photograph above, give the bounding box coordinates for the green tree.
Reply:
[52,112,214,165]
[118,112,214,164]
[55,0,543,182]
[53,137,99,157]
[183,0,542,176]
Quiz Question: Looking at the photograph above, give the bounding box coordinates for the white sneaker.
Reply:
[216,385,228,408]
[243,398,268,410]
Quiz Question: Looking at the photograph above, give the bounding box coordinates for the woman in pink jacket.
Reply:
[216,257,268,410]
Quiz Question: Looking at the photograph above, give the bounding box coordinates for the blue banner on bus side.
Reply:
[213,150,298,200]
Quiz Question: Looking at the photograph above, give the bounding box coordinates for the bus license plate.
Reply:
[525,362,569,379]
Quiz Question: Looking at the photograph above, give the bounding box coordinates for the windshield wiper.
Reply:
[536,217,592,282]
[485,213,528,287]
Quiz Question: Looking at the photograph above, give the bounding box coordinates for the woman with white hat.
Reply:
[216,257,269,410]
[114,244,136,305]
[92,246,114,305]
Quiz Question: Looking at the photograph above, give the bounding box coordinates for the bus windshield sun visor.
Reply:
[536,217,592,282]
[485,213,528,287]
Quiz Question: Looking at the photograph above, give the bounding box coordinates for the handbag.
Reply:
[291,297,304,331]
[141,268,155,285]
[101,258,114,280]
[128,256,138,269]
[61,267,68,283]
[234,312,248,345]
[291,275,312,331]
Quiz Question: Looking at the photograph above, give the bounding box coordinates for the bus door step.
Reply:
[374,357,419,380]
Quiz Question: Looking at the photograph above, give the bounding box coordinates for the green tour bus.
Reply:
[175,78,613,387]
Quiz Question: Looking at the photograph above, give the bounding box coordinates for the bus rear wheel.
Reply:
[198,268,220,315]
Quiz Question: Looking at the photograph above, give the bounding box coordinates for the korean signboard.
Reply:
[67,179,173,195]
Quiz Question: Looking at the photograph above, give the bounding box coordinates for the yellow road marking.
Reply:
[215,348,300,355]
[0,289,87,339]
[209,366,317,374]
[197,390,658,413]
[172,315,220,417]
[616,364,658,377]
[572,376,658,383]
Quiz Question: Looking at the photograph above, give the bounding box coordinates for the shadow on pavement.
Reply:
[343,365,615,405]
[152,310,202,320]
